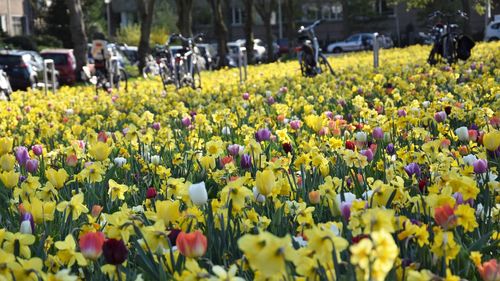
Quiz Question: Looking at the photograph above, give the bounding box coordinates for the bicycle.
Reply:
[170,33,204,89]
[427,10,475,65]
[297,20,334,77]
[92,57,128,92]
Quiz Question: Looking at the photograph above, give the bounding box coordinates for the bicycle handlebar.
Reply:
[428,10,468,21]
[298,19,322,33]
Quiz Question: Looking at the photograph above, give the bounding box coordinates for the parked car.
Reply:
[326,33,390,53]
[0,50,58,91]
[234,39,267,62]
[41,49,77,85]
[119,45,139,65]
[0,69,12,100]
[484,20,500,41]
[196,43,217,70]
[275,38,290,56]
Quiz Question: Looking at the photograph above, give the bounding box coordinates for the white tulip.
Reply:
[355,132,367,142]
[114,157,127,167]
[189,182,208,206]
[455,126,469,142]
[253,187,266,203]
[150,155,161,165]
[422,101,430,108]
[222,126,231,135]
[335,192,357,208]
[462,154,477,166]
[20,220,32,234]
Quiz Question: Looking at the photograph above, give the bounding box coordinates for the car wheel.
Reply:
[489,37,499,42]
[333,48,342,54]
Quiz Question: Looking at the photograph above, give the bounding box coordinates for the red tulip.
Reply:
[79,232,105,260]
[434,204,456,229]
[176,230,207,258]
[477,259,499,281]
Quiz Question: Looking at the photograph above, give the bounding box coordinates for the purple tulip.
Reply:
[152,122,161,131]
[340,202,352,221]
[386,143,395,155]
[487,147,500,158]
[20,212,35,234]
[473,159,488,174]
[357,87,363,94]
[404,163,421,178]
[31,145,43,156]
[181,117,191,127]
[434,111,447,123]
[290,120,301,130]
[361,149,374,162]
[227,144,242,156]
[240,154,252,169]
[15,146,30,166]
[255,128,271,142]
[324,111,334,120]
[242,92,249,100]
[267,96,275,105]
[25,159,39,174]
[397,110,407,117]
[372,127,384,140]
[453,192,464,205]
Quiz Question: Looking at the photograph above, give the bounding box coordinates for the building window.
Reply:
[302,4,319,21]
[321,2,343,21]
[232,7,245,26]
[12,16,24,35]
[374,0,394,16]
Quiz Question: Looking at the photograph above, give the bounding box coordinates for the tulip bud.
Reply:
[176,230,208,258]
[15,146,30,166]
[146,187,157,199]
[97,131,108,143]
[168,229,181,246]
[227,144,243,156]
[240,154,252,169]
[282,143,292,154]
[91,205,103,218]
[182,117,191,127]
[252,186,265,203]
[473,159,488,174]
[255,128,271,142]
[308,190,320,204]
[360,149,374,162]
[31,145,43,156]
[189,182,208,206]
[290,120,302,130]
[386,143,395,155]
[114,157,127,167]
[19,213,34,234]
[434,204,456,229]
[102,239,128,265]
[79,232,105,260]
[25,159,39,174]
[483,130,500,151]
[242,92,249,100]
[355,132,367,143]
[434,111,447,123]
[404,163,421,178]
[66,154,78,167]
[152,122,161,131]
[397,109,407,117]
[463,154,477,166]
[150,155,161,166]
[372,127,384,140]
[455,126,469,142]
[221,126,231,135]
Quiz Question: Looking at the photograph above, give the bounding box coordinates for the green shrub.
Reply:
[115,24,169,47]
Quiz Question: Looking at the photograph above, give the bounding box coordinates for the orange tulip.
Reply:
[434,204,456,229]
[176,230,207,258]
[477,259,500,281]
[308,190,321,204]
[79,232,105,260]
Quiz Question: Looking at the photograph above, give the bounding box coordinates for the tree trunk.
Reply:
[65,0,87,79]
[264,17,274,62]
[284,0,295,53]
[175,0,193,36]
[208,0,229,68]
[137,0,156,73]
[255,0,276,63]
[243,0,254,63]
[460,0,471,34]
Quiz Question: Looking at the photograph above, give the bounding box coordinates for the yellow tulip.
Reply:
[483,130,500,151]
[255,169,276,196]
[46,168,69,189]
[0,137,13,156]
[0,170,19,188]
[0,154,16,171]
[156,200,180,225]
[89,142,112,161]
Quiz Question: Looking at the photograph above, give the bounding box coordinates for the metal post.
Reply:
[43,61,48,96]
[394,5,401,47]
[43,59,56,95]
[109,56,119,89]
[238,47,242,84]
[373,33,379,69]
[278,0,283,39]
[105,0,112,38]
[485,0,491,28]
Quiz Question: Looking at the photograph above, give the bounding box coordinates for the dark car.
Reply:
[0,51,40,90]
[41,49,77,85]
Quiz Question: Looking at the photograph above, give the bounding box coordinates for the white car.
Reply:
[234,39,267,62]
[484,20,500,41]
[326,33,388,53]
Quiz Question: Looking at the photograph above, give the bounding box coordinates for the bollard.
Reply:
[43,59,57,95]
[236,46,248,84]
[373,32,380,69]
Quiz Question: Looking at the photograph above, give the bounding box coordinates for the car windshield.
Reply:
[0,55,21,66]
[42,54,68,65]
[347,35,360,42]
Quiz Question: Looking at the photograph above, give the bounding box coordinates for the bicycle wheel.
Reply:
[427,45,439,65]
[319,53,334,75]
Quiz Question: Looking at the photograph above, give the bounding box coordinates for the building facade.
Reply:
[0,0,32,36]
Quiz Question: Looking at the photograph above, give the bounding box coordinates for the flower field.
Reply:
[0,43,499,281]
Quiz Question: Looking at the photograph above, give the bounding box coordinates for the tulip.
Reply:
[167,229,181,246]
[152,122,161,131]
[97,131,108,143]
[282,143,292,154]
[345,140,355,151]
[340,202,352,221]
[483,130,500,151]
[386,143,395,155]
[477,259,499,281]
[221,126,231,135]
[404,163,421,178]
[468,130,478,142]
[182,117,191,127]
[463,154,477,166]
[150,155,161,165]
[473,159,488,174]
[146,187,157,199]
[31,145,43,156]
[360,149,374,162]
[455,126,469,142]
[453,192,464,205]
[20,212,34,234]
[355,132,367,143]
[434,111,447,123]
[372,127,384,140]
[79,232,105,260]
[255,169,276,196]
[25,159,39,174]
[176,230,208,258]
[114,157,127,167]
[66,154,78,167]
[255,128,271,142]
[102,239,128,265]
[434,204,456,229]
[189,182,208,206]
[240,154,252,169]
[290,120,301,130]
[91,205,103,218]
[0,137,13,156]
[308,190,321,204]
[242,92,249,100]
[267,96,275,105]
[227,144,243,156]
[397,109,407,117]
[15,146,30,166]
